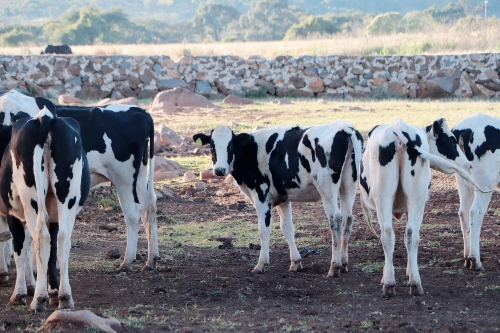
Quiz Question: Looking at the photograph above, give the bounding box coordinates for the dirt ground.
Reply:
[1,171,500,333]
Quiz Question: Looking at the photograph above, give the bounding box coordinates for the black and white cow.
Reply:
[194,122,363,277]
[359,119,481,297]
[0,88,158,276]
[40,45,72,55]
[0,99,90,311]
[452,113,500,272]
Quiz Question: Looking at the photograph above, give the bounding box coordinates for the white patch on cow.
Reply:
[211,126,233,175]
[102,104,136,113]
[36,106,54,120]
[0,90,39,125]
[284,153,289,169]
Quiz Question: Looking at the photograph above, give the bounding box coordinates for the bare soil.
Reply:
[1,172,500,333]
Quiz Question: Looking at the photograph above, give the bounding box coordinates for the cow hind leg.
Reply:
[339,179,357,274]
[113,184,140,272]
[318,186,343,278]
[48,223,60,306]
[276,202,302,272]
[468,191,493,272]
[405,204,425,296]
[56,212,75,310]
[9,227,30,306]
[456,175,474,268]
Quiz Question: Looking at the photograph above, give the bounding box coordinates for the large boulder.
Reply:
[94,97,139,106]
[149,87,215,112]
[154,156,183,181]
[417,69,462,99]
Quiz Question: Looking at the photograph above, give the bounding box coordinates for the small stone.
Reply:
[183,171,197,182]
[194,182,206,191]
[200,169,215,180]
[106,249,121,260]
[193,190,207,198]
[227,203,239,210]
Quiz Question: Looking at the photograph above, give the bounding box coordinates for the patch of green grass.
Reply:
[486,285,500,291]
[354,260,384,273]
[94,189,121,212]
[170,155,212,174]
[336,288,369,297]
[361,321,373,329]
[353,239,378,248]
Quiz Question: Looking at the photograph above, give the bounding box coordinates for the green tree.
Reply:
[0,29,35,47]
[366,12,403,36]
[192,3,240,41]
[231,0,300,41]
[284,15,341,40]
[403,11,435,32]
[434,2,466,23]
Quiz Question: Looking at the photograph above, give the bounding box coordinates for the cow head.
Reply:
[426,118,471,171]
[193,126,251,176]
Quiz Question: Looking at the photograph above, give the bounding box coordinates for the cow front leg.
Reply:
[468,191,492,272]
[252,201,272,274]
[276,202,302,272]
[0,215,11,284]
[8,232,30,305]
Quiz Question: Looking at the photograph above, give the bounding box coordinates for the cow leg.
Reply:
[456,175,476,268]
[339,176,357,273]
[377,202,396,297]
[8,221,29,305]
[468,191,492,272]
[29,211,51,312]
[113,185,140,272]
[405,203,425,296]
[24,230,36,296]
[48,223,60,306]
[317,186,343,278]
[56,212,75,309]
[0,215,10,284]
[252,200,272,274]
[276,202,302,272]
[136,165,159,271]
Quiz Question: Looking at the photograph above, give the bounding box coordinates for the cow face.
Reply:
[426,118,471,171]
[193,126,251,177]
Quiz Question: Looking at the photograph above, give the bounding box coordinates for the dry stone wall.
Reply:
[1,53,500,100]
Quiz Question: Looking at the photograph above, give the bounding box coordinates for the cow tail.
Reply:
[34,108,54,223]
[349,127,363,183]
[147,115,156,202]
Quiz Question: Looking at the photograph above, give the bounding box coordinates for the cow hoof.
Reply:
[382,284,396,298]
[409,284,424,296]
[117,264,132,273]
[142,263,156,272]
[0,231,12,242]
[58,294,74,309]
[9,294,27,305]
[251,268,264,275]
[289,260,302,272]
[27,285,35,296]
[341,264,348,273]
[327,264,342,278]
[49,291,59,306]
[31,296,49,312]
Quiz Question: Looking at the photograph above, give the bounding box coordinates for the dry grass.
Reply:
[2,23,500,59]
[152,98,500,139]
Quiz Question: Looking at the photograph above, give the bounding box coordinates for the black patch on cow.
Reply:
[265,206,271,227]
[302,135,316,162]
[431,120,460,160]
[299,153,311,173]
[266,133,279,154]
[411,169,415,177]
[269,127,306,196]
[230,134,270,204]
[11,118,38,189]
[351,129,363,182]
[378,142,396,166]
[7,215,24,256]
[453,128,474,161]
[406,228,413,246]
[329,130,349,184]
[474,125,500,160]
[56,105,154,204]
[401,131,422,166]
[48,223,60,290]
[0,143,13,211]
[31,199,38,214]
[314,138,327,168]
[79,152,90,207]
[359,161,370,194]
[68,196,76,210]
[368,125,379,137]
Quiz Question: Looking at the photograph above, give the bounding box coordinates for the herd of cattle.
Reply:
[0,87,498,313]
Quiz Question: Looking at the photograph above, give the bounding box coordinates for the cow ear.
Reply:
[193,133,211,145]
[35,97,56,114]
[234,133,252,147]
[432,120,443,136]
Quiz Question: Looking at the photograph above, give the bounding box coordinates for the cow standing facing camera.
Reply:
[0,99,90,311]
[194,122,364,277]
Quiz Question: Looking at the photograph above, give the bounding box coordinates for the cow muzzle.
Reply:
[214,167,227,176]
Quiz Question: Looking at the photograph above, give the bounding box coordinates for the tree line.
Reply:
[0,0,494,47]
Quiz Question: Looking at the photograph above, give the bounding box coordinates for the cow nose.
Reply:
[214,167,226,176]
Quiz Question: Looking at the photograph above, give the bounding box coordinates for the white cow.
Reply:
[194,121,364,277]
[360,119,480,297]
[452,113,500,271]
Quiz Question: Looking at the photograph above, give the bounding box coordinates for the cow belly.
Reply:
[286,184,321,202]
